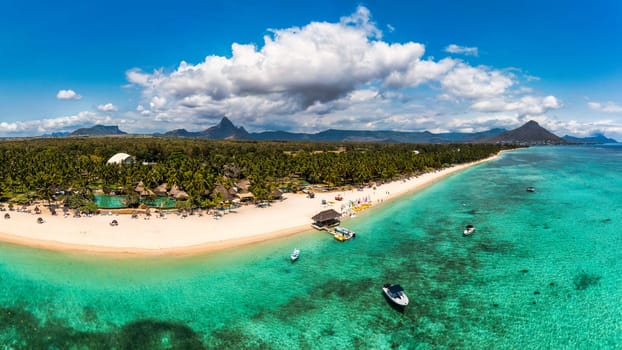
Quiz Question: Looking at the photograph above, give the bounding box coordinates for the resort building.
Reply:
[311,209,341,229]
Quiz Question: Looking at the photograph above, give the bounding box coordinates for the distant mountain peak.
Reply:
[203,117,250,139]
[67,118,578,144]
[562,133,618,144]
[70,125,127,136]
[156,117,250,140]
[480,120,568,145]
[218,116,234,128]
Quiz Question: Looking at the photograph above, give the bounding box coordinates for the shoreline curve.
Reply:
[0,152,503,256]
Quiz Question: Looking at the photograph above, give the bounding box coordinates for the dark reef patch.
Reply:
[0,305,113,349]
[118,319,205,349]
[573,271,601,290]
[81,306,98,323]
[0,305,209,350]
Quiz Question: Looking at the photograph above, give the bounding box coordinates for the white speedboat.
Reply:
[463,224,475,236]
[290,248,300,262]
[382,283,409,306]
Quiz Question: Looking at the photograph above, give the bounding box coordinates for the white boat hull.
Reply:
[290,249,300,261]
[383,286,409,306]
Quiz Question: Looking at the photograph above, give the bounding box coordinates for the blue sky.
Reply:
[1,0,621,138]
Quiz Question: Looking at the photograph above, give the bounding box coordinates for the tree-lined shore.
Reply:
[0,137,513,210]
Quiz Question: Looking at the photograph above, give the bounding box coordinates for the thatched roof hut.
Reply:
[236,179,251,192]
[211,184,233,201]
[271,188,283,200]
[135,181,154,197]
[169,184,181,196]
[174,191,189,200]
[135,181,145,193]
[154,183,168,196]
[311,209,341,228]
[235,192,255,203]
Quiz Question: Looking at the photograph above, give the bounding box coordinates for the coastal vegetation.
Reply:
[0,137,512,210]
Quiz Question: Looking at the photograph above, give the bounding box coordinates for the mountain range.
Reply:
[64,117,618,144]
[70,125,127,136]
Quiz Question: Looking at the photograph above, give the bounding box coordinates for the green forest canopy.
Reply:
[0,137,513,209]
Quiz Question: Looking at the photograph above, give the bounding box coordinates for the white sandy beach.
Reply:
[0,154,498,255]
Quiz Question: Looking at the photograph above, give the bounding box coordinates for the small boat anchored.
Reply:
[526,186,536,192]
[382,283,409,307]
[463,224,475,236]
[290,248,300,262]
[333,226,356,241]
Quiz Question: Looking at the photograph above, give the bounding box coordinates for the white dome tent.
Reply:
[106,153,133,165]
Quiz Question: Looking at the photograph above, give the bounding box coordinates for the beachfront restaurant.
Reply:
[311,209,341,229]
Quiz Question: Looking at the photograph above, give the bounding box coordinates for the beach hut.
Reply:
[169,184,180,196]
[235,192,255,204]
[134,181,155,197]
[235,179,251,192]
[154,183,168,196]
[270,188,283,201]
[311,209,341,229]
[210,184,233,202]
[174,191,189,200]
[135,181,145,193]
[107,153,133,165]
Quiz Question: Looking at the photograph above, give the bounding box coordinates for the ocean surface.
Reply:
[0,145,621,349]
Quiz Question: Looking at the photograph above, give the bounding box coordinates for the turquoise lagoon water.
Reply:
[1,145,621,348]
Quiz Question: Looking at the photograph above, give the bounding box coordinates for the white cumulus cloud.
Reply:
[588,101,622,113]
[471,95,561,115]
[0,111,111,135]
[118,6,567,135]
[97,103,118,112]
[56,89,82,100]
[445,44,479,56]
[441,63,513,99]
